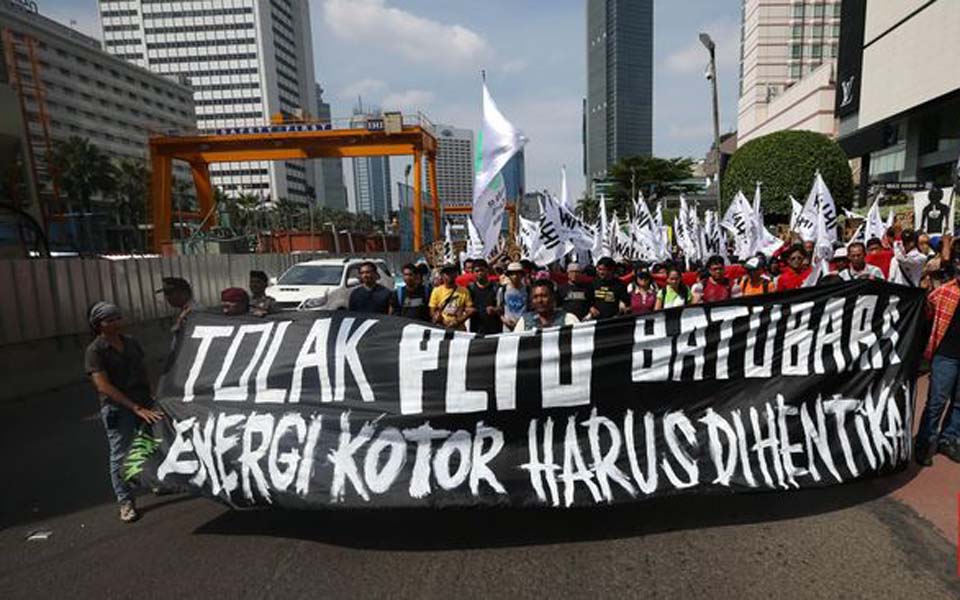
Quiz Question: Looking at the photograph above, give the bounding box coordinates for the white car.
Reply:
[268,258,395,311]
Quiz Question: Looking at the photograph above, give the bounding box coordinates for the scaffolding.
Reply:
[2,27,60,228]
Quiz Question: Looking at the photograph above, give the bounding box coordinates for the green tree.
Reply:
[722,130,853,217]
[112,157,149,227]
[606,156,699,215]
[52,136,117,213]
[575,192,598,222]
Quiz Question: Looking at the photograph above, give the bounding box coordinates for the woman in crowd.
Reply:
[654,267,694,310]
[629,269,657,315]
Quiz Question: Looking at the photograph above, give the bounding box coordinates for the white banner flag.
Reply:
[472,79,528,258]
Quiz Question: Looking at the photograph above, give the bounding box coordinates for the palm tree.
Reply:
[51,136,117,251]
[52,136,117,214]
[111,157,150,251]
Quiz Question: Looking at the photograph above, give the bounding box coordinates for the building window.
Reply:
[831,24,841,38]
[828,44,838,58]
[810,44,822,59]
[790,64,802,79]
[811,25,823,38]
[813,3,825,18]
[791,24,803,38]
[791,44,803,59]
[792,3,804,18]
[832,3,842,17]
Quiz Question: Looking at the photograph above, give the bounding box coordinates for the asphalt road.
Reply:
[1,382,958,599]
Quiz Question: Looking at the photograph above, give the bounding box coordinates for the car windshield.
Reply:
[276,265,342,286]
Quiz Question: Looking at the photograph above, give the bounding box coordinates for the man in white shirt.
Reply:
[889,229,927,287]
[839,242,885,281]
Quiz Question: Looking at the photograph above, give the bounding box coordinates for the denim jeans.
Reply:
[100,403,138,503]
[916,354,960,447]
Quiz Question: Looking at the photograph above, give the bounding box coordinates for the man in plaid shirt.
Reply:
[917,251,960,465]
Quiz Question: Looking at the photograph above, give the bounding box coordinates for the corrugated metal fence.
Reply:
[0,252,418,346]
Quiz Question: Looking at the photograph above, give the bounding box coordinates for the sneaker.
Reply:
[119,501,139,523]
[937,439,960,464]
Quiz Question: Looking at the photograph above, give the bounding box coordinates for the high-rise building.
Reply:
[737,0,843,145]
[585,0,653,187]
[97,0,321,203]
[1,1,195,224]
[836,0,960,193]
[315,83,347,210]
[435,124,473,210]
[350,104,391,222]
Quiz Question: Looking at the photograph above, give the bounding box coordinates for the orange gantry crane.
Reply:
[148,117,441,253]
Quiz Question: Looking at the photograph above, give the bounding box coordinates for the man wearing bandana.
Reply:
[85,302,164,523]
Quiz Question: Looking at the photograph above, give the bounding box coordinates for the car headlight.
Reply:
[299,294,328,310]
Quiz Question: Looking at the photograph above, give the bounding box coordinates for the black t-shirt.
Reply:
[935,305,960,358]
[469,281,501,334]
[392,284,431,321]
[84,335,151,406]
[591,278,629,319]
[349,284,392,314]
[561,282,594,320]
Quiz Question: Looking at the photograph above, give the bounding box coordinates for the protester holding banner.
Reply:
[248,271,276,317]
[840,243,885,281]
[628,269,657,315]
[392,263,431,322]
[220,288,251,316]
[429,265,472,330]
[691,256,736,303]
[348,262,393,315]
[466,259,502,335]
[85,302,163,523]
[589,257,629,319]
[156,277,202,339]
[513,280,579,331]
[559,262,594,320]
[917,248,960,465]
[498,262,529,330]
[654,267,694,310]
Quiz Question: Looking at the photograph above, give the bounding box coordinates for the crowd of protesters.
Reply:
[84,220,960,523]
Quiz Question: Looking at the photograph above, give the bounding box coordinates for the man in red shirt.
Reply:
[777,244,812,290]
[693,255,733,303]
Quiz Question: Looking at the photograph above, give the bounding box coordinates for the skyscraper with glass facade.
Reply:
[585,0,653,187]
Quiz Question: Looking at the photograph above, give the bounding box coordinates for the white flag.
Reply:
[752,183,784,257]
[789,196,804,232]
[443,222,456,265]
[865,196,886,242]
[465,216,485,259]
[592,195,611,262]
[798,172,837,244]
[536,194,568,264]
[472,79,528,258]
[559,165,571,209]
[721,191,757,259]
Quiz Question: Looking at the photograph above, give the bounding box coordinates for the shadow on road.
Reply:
[193,471,920,551]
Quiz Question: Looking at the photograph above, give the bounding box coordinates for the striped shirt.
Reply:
[925,279,960,361]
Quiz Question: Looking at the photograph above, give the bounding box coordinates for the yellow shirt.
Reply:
[429,286,472,329]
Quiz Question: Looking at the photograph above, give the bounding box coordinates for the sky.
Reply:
[44,0,742,205]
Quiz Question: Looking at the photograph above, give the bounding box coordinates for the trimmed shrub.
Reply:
[722,130,853,216]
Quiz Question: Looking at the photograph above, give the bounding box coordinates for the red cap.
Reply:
[221,287,249,303]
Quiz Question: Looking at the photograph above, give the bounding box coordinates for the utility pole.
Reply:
[700,33,722,215]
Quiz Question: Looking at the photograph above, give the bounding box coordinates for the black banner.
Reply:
[128,281,924,509]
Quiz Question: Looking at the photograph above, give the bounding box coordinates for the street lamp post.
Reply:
[324,221,340,253]
[700,32,722,215]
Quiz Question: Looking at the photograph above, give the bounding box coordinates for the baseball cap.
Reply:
[832,247,848,260]
[156,277,191,294]
[744,257,762,271]
[507,262,524,273]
